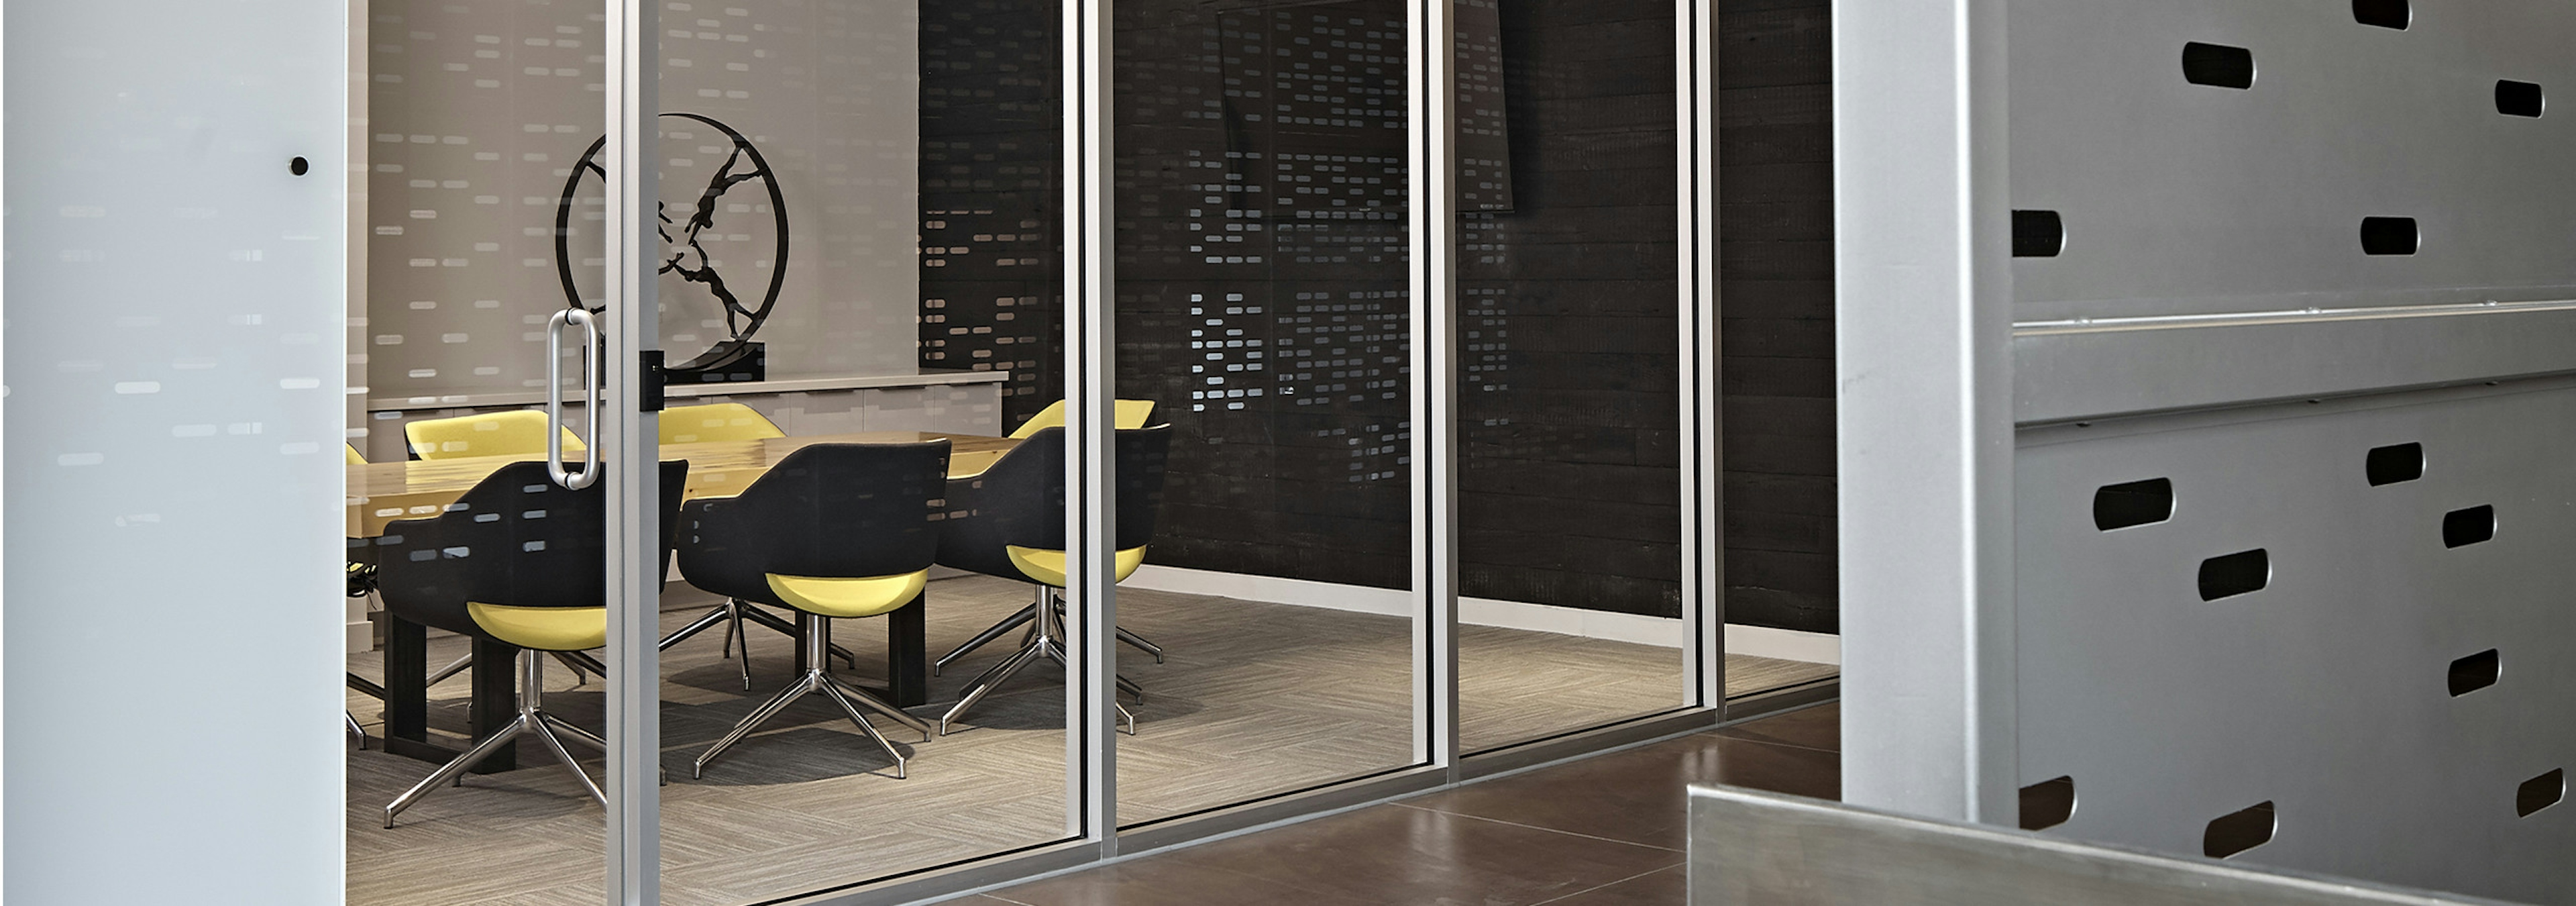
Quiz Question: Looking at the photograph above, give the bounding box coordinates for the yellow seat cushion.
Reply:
[467,602,607,651]
[1004,546,1147,588]
[764,570,928,619]
[660,402,785,444]
[1007,399,1158,440]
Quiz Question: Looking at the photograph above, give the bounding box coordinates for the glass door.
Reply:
[343,1,615,901]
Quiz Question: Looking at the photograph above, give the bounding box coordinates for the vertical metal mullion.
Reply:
[1064,0,1120,850]
[1409,0,1459,774]
[1677,0,1723,709]
[602,0,661,901]
[1832,0,2016,823]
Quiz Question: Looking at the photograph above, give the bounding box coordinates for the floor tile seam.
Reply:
[1387,802,1685,854]
[1525,864,1686,906]
[1700,728,1840,757]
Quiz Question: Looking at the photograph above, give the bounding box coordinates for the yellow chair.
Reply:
[653,404,822,690]
[404,409,584,460]
[376,460,689,825]
[659,401,785,444]
[1007,399,1157,440]
[676,442,949,778]
[345,443,368,465]
[933,425,1172,734]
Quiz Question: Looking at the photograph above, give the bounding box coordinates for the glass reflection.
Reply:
[1110,0,1421,825]
[1454,0,1693,752]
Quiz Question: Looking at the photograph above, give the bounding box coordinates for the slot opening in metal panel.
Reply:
[2365,443,2423,486]
[2019,776,2078,831]
[2204,801,2277,858]
[2449,648,2500,696]
[2197,549,2270,601]
[2353,0,2411,30]
[2517,768,2564,817]
[2182,42,2257,89]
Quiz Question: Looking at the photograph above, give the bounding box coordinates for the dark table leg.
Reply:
[804,594,924,705]
[888,591,927,707]
[382,615,428,747]
[468,637,519,774]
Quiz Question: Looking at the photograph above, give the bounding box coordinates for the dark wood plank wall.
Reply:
[919,0,1840,634]
[1717,0,1835,634]
[1458,0,1684,618]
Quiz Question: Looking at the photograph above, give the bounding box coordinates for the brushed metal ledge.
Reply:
[1688,786,2508,905]
[2012,300,2576,425]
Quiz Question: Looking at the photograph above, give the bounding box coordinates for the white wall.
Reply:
[3,0,350,901]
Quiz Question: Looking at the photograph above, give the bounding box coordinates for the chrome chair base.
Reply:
[694,611,931,780]
[932,590,1166,676]
[346,672,386,748]
[660,597,862,690]
[941,587,1143,736]
[425,649,606,688]
[382,648,606,828]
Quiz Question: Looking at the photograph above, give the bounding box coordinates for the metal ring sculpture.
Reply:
[554,112,790,369]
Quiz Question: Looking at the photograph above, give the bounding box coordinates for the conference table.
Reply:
[350,430,1021,770]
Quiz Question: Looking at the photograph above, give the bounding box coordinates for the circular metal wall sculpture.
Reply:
[555,112,788,383]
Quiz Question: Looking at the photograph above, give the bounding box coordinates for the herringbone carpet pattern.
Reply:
[346,576,1833,905]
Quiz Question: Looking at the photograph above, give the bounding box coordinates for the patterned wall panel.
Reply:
[918,0,1063,416]
[366,0,919,397]
[1110,0,1417,589]
[912,0,1833,621]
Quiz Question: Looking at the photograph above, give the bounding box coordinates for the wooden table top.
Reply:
[346,430,1020,538]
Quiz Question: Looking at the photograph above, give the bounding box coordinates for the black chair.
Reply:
[374,459,688,827]
[676,442,948,778]
[934,425,1172,734]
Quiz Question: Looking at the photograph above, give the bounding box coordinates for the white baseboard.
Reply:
[1121,564,1839,664]
[1722,622,1842,666]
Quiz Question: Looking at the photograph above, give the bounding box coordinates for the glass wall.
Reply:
[1452,0,1690,751]
[1110,0,1422,824]
[645,0,1077,901]
[347,0,1079,903]
[338,0,1737,901]
[1711,2,1840,702]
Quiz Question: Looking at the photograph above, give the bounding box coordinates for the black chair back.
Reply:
[936,425,1172,581]
[375,460,690,643]
[675,442,950,605]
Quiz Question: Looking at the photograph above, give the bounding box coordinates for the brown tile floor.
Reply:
[975,702,1841,906]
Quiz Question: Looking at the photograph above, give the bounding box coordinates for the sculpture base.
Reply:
[666,340,765,385]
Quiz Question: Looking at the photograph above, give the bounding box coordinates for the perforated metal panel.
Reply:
[2008,0,2576,323]
[1998,1,2576,901]
[2018,383,2576,901]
